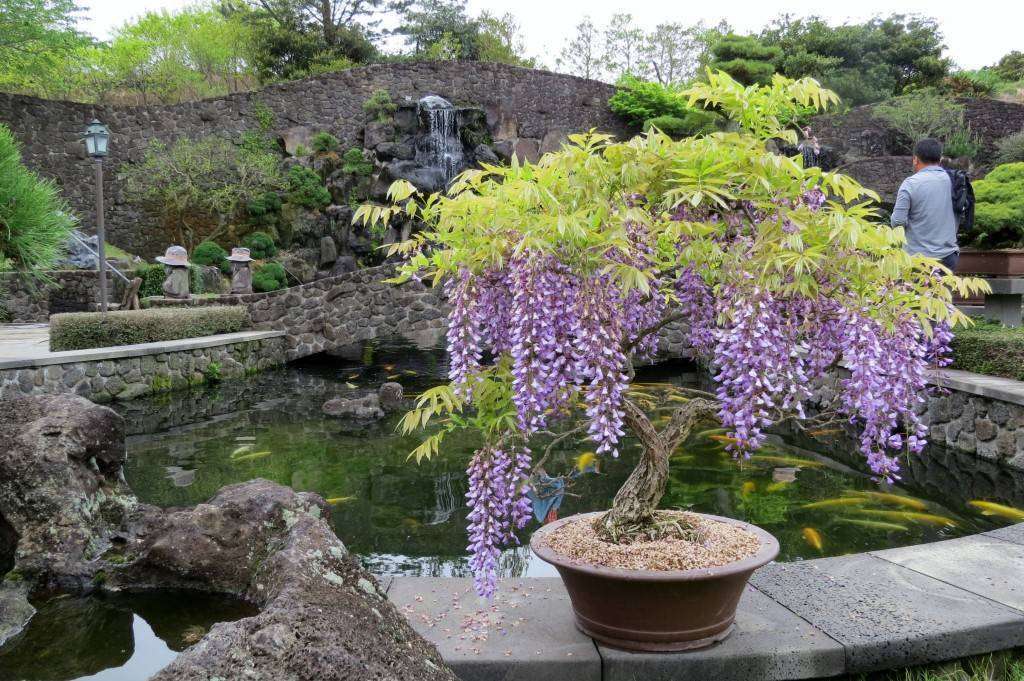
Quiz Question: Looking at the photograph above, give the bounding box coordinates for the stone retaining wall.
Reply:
[1,270,119,322]
[0,333,286,402]
[0,62,628,258]
[811,367,1024,472]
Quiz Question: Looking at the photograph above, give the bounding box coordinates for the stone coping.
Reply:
[930,368,1024,408]
[0,330,286,370]
[386,523,1024,681]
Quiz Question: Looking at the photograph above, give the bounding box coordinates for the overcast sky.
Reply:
[79,0,1022,71]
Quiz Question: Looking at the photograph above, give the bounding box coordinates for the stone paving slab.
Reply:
[750,553,1024,673]
[984,522,1024,545]
[873,535,1024,612]
[597,585,845,681]
[0,328,285,368]
[388,577,600,681]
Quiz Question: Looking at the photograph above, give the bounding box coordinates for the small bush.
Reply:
[50,306,250,351]
[136,263,205,298]
[192,241,228,267]
[363,89,396,123]
[995,131,1024,165]
[341,148,374,176]
[943,124,981,160]
[286,165,331,210]
[940,73,995,98]
[873,91,966,147]
[252,261,287,292]
[643,112,718,138]
[609,76,694,126]
[952,320,1024,381]
[311,132,340,153]
[242,231,277,259]
[967,163,1024,248]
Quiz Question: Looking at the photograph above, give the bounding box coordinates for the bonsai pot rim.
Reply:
[530,511,779,581]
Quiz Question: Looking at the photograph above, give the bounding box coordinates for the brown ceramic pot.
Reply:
[530,511,779,652]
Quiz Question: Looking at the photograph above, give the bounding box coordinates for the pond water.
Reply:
[116,339,1024,579]
[0,590,255,681]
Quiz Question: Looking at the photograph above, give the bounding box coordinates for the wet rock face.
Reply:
[322,381,406,421]
[0,394,456,680]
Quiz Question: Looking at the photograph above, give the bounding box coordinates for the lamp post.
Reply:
[83,119,110,313]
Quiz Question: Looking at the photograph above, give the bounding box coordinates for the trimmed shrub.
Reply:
[952,320,1024,381]
[252,261,287,292]
[311,132,340,153]
[967,163,1024,248]
[995,131,1024,165]
[286,165,331,210]
[609,76,694,127]
[50,306,250,351]
[192,241,228,267]
[643,112,718,139]
[136,263,205,298]
[242,231,277,259]
[707,35,782,86]
[872,91,966,148]
[363,89,396,123]
[943,124,981,160]
[341,148,374,176]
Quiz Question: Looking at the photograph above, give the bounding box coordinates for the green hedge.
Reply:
[50,306,250,351]
[951,320,1024,381]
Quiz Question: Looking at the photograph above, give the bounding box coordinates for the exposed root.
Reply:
[593,509,708,545]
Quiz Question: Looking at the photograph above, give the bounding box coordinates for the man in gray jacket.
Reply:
[890,138,959,270]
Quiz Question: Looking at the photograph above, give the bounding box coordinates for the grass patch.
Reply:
[50,306,250,351]
[844,649,1024,680]
[951,319,1024,381]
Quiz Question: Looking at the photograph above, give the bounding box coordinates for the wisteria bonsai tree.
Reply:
[357,71,987,598]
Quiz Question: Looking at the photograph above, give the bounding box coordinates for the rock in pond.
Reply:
[322,382,405,421]
[0,394,455,680]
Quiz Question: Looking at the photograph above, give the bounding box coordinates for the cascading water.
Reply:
[415,95,465,186]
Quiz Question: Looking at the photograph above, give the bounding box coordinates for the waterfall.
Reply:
[416,95,465,186]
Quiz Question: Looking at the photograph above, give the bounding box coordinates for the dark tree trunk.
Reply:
[594,398,719,541]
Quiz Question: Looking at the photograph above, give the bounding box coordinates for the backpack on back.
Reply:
[945,168,975,233]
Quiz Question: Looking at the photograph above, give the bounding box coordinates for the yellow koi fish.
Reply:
[853,509,957,527]
[387,374,401,380]
[851,491,928,511]
[801,498,867,510]
[836,518,909,532]
[741,481,756,495]
[347,373,360,379]
[231,450,271,463]
[802,527,823,551]
[575,452,598,473]
[325,496,355,505]
[750,455,825,468]
[765,481,792,493]
[345,382,358,389]
[968,501,1024,522]
[695,428,728,440]
[231,445,252,456]
[709,434,741,445]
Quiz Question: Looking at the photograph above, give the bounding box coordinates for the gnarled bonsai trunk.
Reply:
[594,397,719,541]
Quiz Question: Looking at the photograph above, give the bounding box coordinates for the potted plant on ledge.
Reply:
[956,162,1024,276]
[357,71,984,652]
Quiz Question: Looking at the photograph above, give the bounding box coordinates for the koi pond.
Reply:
[119,339,1024,575]
[4,339,1024,681]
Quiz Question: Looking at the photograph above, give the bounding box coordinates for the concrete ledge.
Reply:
[387,524,1024,680]
[0,330,286,370]
[929,368,1024,408]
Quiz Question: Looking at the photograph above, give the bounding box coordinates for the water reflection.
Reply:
[116,340,1024,581]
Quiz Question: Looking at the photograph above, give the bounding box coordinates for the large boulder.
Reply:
[0,394,456,680]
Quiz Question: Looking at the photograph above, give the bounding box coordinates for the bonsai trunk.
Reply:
[594,397,719,541]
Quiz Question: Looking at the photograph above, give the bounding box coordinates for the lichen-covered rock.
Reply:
[322,393,385,420]
[0,394,457,680]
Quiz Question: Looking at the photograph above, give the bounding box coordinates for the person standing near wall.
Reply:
[891,138,960,270]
